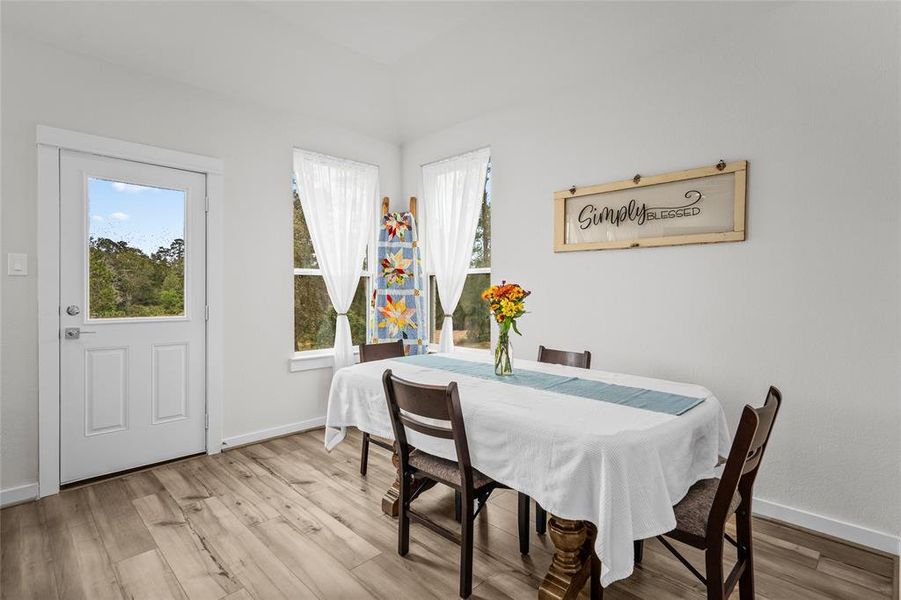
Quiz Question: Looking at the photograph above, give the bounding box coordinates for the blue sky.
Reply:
[88,178,185,255]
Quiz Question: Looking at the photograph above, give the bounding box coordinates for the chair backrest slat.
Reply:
[537,345,591,369]
[390,378,452,421]
[398,414,454,439]
[359,340,405,363]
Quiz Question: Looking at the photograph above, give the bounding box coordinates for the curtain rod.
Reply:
[420,146,490,168]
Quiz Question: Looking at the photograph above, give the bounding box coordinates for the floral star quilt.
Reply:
[370,212,428,354]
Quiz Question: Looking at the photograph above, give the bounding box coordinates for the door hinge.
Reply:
[205,413,210,430]
[204,305,210,321]
[204,195,210,213]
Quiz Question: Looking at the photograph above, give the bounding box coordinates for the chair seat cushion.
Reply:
[409,450,494,490]
[673,478,741,539]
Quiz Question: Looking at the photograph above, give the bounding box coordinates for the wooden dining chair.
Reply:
[532,344,592,535]
[382,369,531,599]
[358,340,405,476]
[593,386,782,600]
[537,344,592,369]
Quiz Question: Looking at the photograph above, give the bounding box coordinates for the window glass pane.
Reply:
[87,177,185,319]
[294,276,368,351]
[430,273,491,349]
[293,178,318,269]
[470,162,491,269]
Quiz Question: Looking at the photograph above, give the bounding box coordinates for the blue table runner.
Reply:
[397,354,704,416]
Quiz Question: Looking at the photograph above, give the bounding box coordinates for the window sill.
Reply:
[289,346,490,372]
[288,348,360,373]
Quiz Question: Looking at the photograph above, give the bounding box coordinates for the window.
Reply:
[430,163,491,349]
[293,179,369,352]
[87,177,186,319]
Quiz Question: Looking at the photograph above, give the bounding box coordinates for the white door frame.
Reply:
[36,125,225,497]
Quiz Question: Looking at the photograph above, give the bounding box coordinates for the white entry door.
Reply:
[59,150,207,483]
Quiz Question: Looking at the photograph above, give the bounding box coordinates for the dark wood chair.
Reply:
[537,344,592,369]
[532,344,592,535]
[358,341,405,476]
[382,369,531,599]
[593,386,782,599]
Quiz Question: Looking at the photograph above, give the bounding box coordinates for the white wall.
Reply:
[402,3,901,545]
[0,33,401,491]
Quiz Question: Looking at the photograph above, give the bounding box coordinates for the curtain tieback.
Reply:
[336,313,348,316]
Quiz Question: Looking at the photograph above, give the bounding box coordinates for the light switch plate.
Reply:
[7,253,28,276]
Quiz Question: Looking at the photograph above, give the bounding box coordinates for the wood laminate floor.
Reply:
[1,428,896,599]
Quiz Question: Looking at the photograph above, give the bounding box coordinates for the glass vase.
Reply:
[494,332,513,376]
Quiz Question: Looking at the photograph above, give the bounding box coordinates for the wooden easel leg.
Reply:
[539,516,594,600]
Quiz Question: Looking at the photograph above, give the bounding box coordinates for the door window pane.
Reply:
[87,178,186,318]
[294,276,368,351]
[430,273,491,349]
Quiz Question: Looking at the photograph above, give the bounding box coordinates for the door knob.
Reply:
[66,305,80,316]
[64,327,96,340]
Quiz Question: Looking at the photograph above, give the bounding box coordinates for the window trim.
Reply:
[290,152,378,367]
[291,174,376,366]
[289,346,362,372]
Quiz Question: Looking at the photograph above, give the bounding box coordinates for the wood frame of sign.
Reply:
[554,160,747,252]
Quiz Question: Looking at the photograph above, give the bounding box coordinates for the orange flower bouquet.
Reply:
[481,281,530,375]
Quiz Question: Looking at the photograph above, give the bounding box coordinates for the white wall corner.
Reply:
[1,483,39,508]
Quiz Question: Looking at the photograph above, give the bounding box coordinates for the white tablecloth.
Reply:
[325,349,731,586]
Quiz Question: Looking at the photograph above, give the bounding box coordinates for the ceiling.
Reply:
[253,2,492,67]
[1,1,784,143]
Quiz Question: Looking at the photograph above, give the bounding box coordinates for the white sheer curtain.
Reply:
[421,147,490,353]
[294,150,378,371]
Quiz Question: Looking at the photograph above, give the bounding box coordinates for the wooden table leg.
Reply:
[381,449,436,517]
[539,516,597,600]
[381,452,401,516]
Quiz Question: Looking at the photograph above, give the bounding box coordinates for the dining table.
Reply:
[325,348,731,599]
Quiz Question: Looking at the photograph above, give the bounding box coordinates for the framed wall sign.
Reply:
[554,160,747,252]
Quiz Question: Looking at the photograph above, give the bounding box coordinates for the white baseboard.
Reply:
[221,417,327,449]
[1,483,39,508]
[754,497,900,556]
